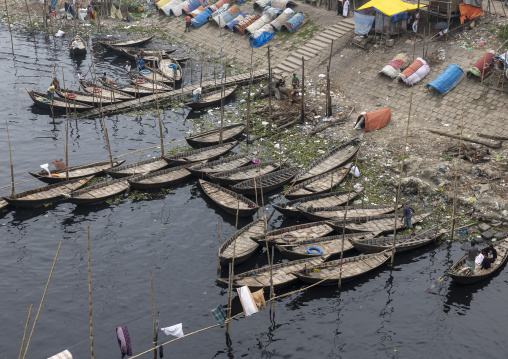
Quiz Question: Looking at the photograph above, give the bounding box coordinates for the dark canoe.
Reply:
[275,232,373,260]
[251,221,334,246]
[448,238,508,284]
[55,88,122,106]
[159,58,183,82]
[80,81,135,101]
[294,138,361,182]
[326,213,432,235]
[68,35,87,55]
[285,164,351,200]
[351,228,448,254]
[26,89,93,112]
[272,188,364,218]
[68,178,130,205]
[98,78,156,97]
[98,34,154,47]
[3,177,92,208]
[186,123,245,148]
[217,257,325,291]
[198,179,260,217]
[294,250,391,286]
[231,167,299,196]
[137,65,176,86]
[129,73,173,91]
[109,46,176,63]
[127,163,195,190]
[298,204,400,221]
[186,153,254,179]
[105,157,169,178]
[219,217,266,265]
[29,160,126,184]
[165,141,238,167]
[208,161,281,186]
[185,86,238,110]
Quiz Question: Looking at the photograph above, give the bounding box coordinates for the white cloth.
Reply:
[41,163,51,175]
[475,253,484,266]
[350,166,360,178]
[125,64,131,72]
[47,350,73,359]
[343,0,349,17]
[77,73,84,81]
[72,40,79,48]
[237,286,258,317]
[161,323,184,338]
[192,87,202,95]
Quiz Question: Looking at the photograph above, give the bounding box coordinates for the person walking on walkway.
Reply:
[343,0,349,17]
[185,15,192,32]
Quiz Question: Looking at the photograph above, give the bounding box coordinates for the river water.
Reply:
[0,29,507,359]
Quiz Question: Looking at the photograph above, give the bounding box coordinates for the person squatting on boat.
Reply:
[193,87,202,102]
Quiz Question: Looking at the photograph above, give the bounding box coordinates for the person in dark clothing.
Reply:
[466,240,479,268]
[185,15,192,32]
[481,245,497,269]
[337,0,343,15]
[401,202,415,235]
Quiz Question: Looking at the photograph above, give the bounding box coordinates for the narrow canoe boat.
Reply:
[29,160,126,184]
[129,73,173,91]
[69,35,87,55]
[138,65,176,85]
[285,165,351,200]
[98,78,158,97]
[68,178,130,205]
[3,177,92,208]
[185,86,237,109]
[198,179,260,217]
[105,157,169,178]
[165,141,238,167]
[80,81,135,101]
[186,153,254,179]
[231,167,300,196]
[55,88,122,106]
[208,161,281,186]
[27,89,93,112]
[159,58,182,82]
[326,213,432,235]
[351,228,448,253]
[217,257,325,291]
[298,204,400,221]
[272,189,364,218]
[294,250,391,286]
[294,138,361,182]
[447,238,508,284]
[109,46,176,63]
[219,218,266,265]
[98,35,154,47]
[275,232,373,260]
[127,163,196,190]
[186,123,245,148]
[251,221,334,246]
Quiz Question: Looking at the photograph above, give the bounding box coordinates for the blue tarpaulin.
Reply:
[426,64,463,94]
[390,11,408,22]
[354,11,375,34]
[191,8,212,27]
[249,31,274,47]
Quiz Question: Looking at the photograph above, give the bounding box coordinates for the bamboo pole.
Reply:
[5,119,15,196]
[200,55,203,88]
[62,68,70,181]
[481,44,488,86]
[219,26,225,145]
[151,272,157,359]
[18,304,33,359]
[301,57,305,123]
[51,64,57,124]
[23,0,37,46]
[217,219,222,276]
[267,45,272,136]
[87,227,95,359]
[4,0,15,54]
[152,40,164,157]
[326,40,333,117]
[225,202,240,335]
[246,47,254,150]
[450,105,464,241]
[22,242,62,359]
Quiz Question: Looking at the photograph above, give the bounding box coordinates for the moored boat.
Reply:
[185,86,237,110]
[68,35,87,55]
[159,58,182,82]
[29,160,126,184]
[251,221,334,246]
[198,179,260,217]
[186,153,254,179]
[80,81,135,101]
[298,204,400,221]
[127,164,196,190]
[98,78,159,97]
[165,141,238,167]
[185,123,245,147]
[285,165,351,200]
[68,178,130,205]
[105,157,169,178]
[219,218,266,265]
[326,213,432,235]
[98,35,154,47]
[207,161,281,186]
[27,89,94,112]
[55,88,122,106]
[129,73,173,91]
[231,167,300,196]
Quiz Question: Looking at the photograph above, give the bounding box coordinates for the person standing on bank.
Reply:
[337,0,343,15]
[401,202,416,235]
[343,0,349,17]
[412,10,420,34]
[185,15,192,32]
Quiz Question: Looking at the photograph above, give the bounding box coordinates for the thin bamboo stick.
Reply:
[219,26,225,144]
[88,227,95,359]
[226,202,240,335]
[267,45,272,135]
[62,68,70,181]
[450,105,464,240]
[5,119,15,196]
[217,219,222,276]
[246,47,254,151]
[4,0,15,54]
[301,57,305,123]
[18,304,33,359]
[258,164,274,311]
[151,272,156,359]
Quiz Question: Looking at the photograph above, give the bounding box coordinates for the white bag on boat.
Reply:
[475,253,484,266]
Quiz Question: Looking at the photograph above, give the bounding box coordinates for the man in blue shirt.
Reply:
[401,202,415,235]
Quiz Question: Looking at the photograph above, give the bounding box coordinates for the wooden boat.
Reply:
[165,141,238,167]
[351,229,448,254]
[129,73,173,91]
[185,86,237,109]
[26,89,93,112]
[275,232,372,260]
[298,204,400,221]
[29,160,126,184]
[231,167,300,196]
[159,58,182,82]
[55,88,122,106]
[217,257,325,291]
[109,46,176,63]
[219,218,266,265]
[3,177,92,208]
[137,65,176,85]
[294,250,391,286]
[68,35,87,55]
[272,189,364,218]
[128,164,196,190]
[105,157,169,178]
[186,123,245,148]
[208,161,281,186]
[0,199,8,211]
[294,138,361,182]
[98,35,154,47]
[198,179,259,217]
[285,165,351,200]
[98,78,159,96]
[326,213,432,235]
[186,153,254,179]
[80,81,135,101]
[447,238,508,284]
[251,221,334,246]
[68,178,130,205]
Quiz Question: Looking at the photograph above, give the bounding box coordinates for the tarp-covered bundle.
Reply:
[281,11,307,33]
[379,53,409,78]
[492,51,508,69]
[254,0,293,10]
[157,0,172,9]
[427,64,463,95]
[397,57,430,85]
[271,8,294,30]
[213,5,241,27]
[227,13,247,30]
[211,4,231,23]
[355,108,391,132]
[459,3,482,24]
[234,14,261,34]
[192,8,213,26]
[354,11,375,35]
[467,50,495,78]
[210,0,232,11]
[250,24,275,47]
[246,8,277,34]
[183,0,207,14]
[161,0,184,15]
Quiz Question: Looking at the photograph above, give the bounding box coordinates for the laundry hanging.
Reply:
[237,286,258,316]
[251,289,266,310]
[116,326,133,358]
[161,323,184,338]
[211,305,227,325]
[47,350,73,359]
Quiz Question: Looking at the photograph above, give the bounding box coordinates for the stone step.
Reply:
[274,61,298,72]
[293,50,314,60]
[332,22,354,32]
[319,32,338,42]
[303,42,323,52]
[323,28,348,37]
[311,36,333,44]
[307,39,330,48]
[286,56,304,67]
